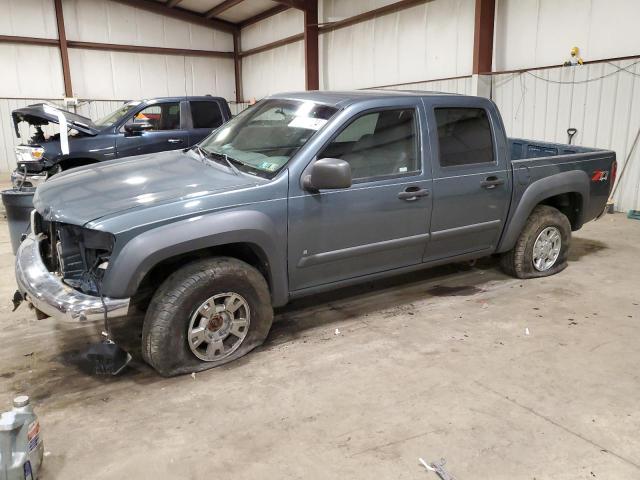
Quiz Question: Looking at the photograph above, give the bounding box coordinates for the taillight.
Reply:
[610,160,617,194]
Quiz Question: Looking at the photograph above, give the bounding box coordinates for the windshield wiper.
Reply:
[194,146,241,176]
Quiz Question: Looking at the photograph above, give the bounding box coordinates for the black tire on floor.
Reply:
[141,257,273,377]
[500,205,571,279]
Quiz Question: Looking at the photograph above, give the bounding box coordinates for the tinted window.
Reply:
[320,109,418,181]
[134,102,181,131]
[435,108,494,167]
[190,101,223,129]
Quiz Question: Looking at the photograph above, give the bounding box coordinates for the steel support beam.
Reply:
[472,0,495,74]
[233,31,243,103]
[54,0,73,97]
[303,0,319,90]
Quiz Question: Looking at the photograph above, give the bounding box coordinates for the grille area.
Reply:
[32,211,114,295]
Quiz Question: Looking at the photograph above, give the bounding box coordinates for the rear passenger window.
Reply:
[320,109,418,181]
[190,101,223,129]
[435,108,494,167]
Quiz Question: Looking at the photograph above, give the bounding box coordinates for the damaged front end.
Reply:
[14,212,130,322]
[11,103,98,188]
[33,212,114,296]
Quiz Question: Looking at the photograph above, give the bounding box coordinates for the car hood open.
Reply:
[33,149,266,226]
[12,104,99,136]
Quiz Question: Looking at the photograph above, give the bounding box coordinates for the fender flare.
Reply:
[101,210,288,306]
[496,170,590,253]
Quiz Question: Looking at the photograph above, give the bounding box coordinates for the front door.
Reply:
[288,104,433,292]
[424,104,512,261]
[116,100,189,158]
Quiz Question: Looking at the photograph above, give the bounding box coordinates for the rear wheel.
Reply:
[500,205,571,279]
[142,257,273,376]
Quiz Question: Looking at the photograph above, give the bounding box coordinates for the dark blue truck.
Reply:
[11,96,231,188]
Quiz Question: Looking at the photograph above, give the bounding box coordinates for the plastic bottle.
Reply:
[0,396,44,480]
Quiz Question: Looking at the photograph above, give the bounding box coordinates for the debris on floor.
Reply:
[419,457,456,480]
[334,328,341,335]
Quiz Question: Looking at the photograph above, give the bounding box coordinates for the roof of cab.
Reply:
[268,89,461,108]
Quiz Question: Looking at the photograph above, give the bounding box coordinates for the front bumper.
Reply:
[11,169,47,189]
[15,234,130,322]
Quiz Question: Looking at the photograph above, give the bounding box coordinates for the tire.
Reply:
[142,257,273,376]
[500,205,571,279]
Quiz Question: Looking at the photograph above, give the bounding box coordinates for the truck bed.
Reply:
[504,137,616,236]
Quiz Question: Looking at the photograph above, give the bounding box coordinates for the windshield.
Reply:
[95,101,141,127]
[199,99,338,176]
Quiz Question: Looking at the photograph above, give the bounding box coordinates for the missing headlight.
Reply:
[55,225,115,295]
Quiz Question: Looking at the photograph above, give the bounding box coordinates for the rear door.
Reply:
[287,101,433,291]
[116,100,189,157]
[187,100,226,146]
[424,99,511,261]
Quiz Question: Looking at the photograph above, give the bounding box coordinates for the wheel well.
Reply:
[58,157,99,171]
[538,192,582,230]
[132,243,272,310]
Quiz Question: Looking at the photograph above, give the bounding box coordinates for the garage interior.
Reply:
[1,0,640,479]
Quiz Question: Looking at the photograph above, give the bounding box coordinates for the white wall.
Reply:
[494,0,640,71]
[320,0,474,90]
[69,49,235,100]
[239,0,475,99]
[493,59,640,212]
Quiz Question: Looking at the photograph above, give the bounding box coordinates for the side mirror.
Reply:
[124,122,152,136]
[303,158,352,191]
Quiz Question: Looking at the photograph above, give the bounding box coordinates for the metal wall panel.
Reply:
[241,41,305,101]
[68,49,236,100]
[494,0,640,71]
[241,8,303,51]
[492,60,640,212]
[0,44,65,98]
[378,76,474,95]
[0,0,58,39]
[63,0,233,51]
[319,0,474,91]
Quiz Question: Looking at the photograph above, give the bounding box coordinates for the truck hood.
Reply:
[12,104,99,136]
[33,149,265,226]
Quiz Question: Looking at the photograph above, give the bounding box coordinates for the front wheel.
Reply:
[500,205,571,279]
[142,257,273,376]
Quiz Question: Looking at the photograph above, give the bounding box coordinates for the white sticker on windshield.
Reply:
[288,116,328,131]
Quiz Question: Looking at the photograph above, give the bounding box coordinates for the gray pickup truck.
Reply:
[14,91,616,376]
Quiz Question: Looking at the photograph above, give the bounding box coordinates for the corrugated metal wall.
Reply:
[492,59,640,212]
[378,76,474,95]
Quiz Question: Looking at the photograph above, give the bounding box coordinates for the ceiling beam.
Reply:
[472,0,496,74]
[205,0,244,19]
[165,0,183,7]
[272,0,310,10]
[240,4,290,28]
[110,0,238,33]
[54,0,73,97]
[319,0,431,33]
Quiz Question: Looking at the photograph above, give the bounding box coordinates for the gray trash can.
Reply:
[1,189,35,255]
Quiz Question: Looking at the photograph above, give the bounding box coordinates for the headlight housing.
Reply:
[15,146,45,163]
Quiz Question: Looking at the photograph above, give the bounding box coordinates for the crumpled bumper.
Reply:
[15,234,130,322]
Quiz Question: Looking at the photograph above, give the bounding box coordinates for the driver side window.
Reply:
[320,108,419,181]
[131,103,181,131]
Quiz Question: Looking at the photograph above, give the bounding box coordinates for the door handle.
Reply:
[167,138,184,144]
[397,187,430,201]
[480,176,505,189]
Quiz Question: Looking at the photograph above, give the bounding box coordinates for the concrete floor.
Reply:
[0,213,639,479]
